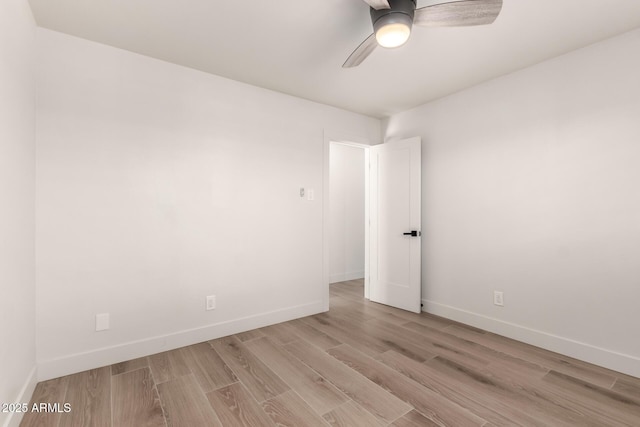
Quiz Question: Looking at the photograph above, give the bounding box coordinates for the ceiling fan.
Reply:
[343,0,503,68]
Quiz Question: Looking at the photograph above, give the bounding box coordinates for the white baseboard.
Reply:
[37,300,324,382]
[422,299,640,378]
[329,271,364,284]
[3,366,37,427]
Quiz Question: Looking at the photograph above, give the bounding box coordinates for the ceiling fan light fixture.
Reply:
[375,22,411,48]
[345,0,502,68]
[371,3,415,49]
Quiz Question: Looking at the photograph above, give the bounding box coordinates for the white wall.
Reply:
[35,29,380,380]
[385,28,640,377]
[329,143,365,283]
[0,0,37,425]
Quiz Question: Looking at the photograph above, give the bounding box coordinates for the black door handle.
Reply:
[403,230,420,237]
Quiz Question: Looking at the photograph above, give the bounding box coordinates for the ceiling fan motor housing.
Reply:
[370,0,417,36]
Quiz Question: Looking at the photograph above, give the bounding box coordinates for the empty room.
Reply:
[2,0,640,426]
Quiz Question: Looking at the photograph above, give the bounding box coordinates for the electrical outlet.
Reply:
[206,295,216,311]
[96,313,110,331]
[493,291,504,307]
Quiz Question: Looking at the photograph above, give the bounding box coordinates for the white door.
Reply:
[369,137,421,313]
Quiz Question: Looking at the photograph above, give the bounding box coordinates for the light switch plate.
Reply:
[96,313,110,331]
[206,295,216,311]
[493,291,504,307]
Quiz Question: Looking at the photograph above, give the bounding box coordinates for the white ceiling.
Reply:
[28,0,640,118]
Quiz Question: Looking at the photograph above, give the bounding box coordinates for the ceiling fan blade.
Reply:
[343,33,378,68]
[414,0,503,27]
[361,0,391,10]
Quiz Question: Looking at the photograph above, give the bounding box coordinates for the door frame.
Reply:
[322,130,375,311]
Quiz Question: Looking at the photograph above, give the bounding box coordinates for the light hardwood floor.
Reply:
[21,280,640,426]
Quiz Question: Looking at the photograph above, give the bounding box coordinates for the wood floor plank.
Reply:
[111,367,165,427]
[612,377,640,404]
[261,390,330,427]
[355,318,436,363]
[360,310,410,327]
[283,340,411,424]
[391,409,441,427]
[501,372,630,427]
[322,401,386,427]
[550,356,618,389]
[378,350,524,427]
[402,321,548,380]
[511,382,632,427]
[258,322,301,345]
[244,337,348,414]
[327,345,486,427]
[286,319,341,350]
[206,382,275,427]
[21,376,69,427]
[541,370,640,426]
[444,325,618,388]
[329,282,364,299]
[415,313,488,335]
[301,314,386,358]
[327,295,360,309]
[58,367,111,427]
[369,318,486,368]
[182,342,237,393]
[111,356,149,376]
[301,313,388,356]
[147,349,192,385]
[156,374,221,427]
[427,355,612,427]
[338,297,425,327]
[210,335,289,402]
[324,305,375,324]
[472,351,630,426]
[389,322,496,367]
[328,283,362,299]
[234,329,265,343]
[331,282,446,329]
[410,312,457,331]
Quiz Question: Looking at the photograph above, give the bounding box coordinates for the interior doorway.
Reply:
[323,134,422,314]
[329,142,366,282]
[326,140,369,305]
